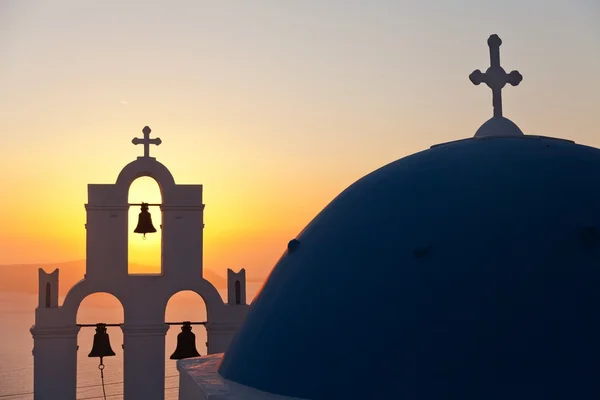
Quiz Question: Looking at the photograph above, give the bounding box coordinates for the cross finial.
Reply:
[132,126,162,158]
[469,34,523,118]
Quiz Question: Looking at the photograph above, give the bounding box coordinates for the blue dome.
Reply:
[219,136,600,400]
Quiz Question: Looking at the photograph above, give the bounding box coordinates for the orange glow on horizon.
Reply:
[0,136,357,281]
[0,152,354,279]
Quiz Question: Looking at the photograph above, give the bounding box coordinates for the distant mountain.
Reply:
[0,260,235,295]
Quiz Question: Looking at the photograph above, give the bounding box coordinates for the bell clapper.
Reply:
[98,361,107,400]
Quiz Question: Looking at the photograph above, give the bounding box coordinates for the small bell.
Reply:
[170,322,201,360]
[88,323,116,364]
[134,202,157,238]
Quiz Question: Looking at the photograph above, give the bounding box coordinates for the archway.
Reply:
[76,293,124,399]
[164,290,208,398]
[128,176,162,274]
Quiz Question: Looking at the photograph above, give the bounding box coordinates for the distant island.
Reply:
[0,260,265,296]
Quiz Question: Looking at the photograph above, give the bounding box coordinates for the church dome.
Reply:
[219,135,600,399]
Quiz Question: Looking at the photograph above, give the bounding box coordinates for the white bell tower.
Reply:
[30,126,250,400]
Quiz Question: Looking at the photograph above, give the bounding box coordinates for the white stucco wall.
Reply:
[177,354,307,400]
[31,147,250,400]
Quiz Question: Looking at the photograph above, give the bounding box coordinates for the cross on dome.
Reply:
[469,34,523,118]
[132,126,162,158]
[469,34,524,138]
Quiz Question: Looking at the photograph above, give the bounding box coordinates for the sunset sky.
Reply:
[0,0,598,276]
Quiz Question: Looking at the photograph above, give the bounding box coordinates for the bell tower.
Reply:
[30,126,250,400]
[85,126,206,279]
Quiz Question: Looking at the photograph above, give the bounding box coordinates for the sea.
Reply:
[0,283,261,399]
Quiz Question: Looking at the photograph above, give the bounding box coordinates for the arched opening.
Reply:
[128,176,162,274]
[76,293,124,400]
[45,282,51,307]
[164,290,207,398]
[235,280,241,305]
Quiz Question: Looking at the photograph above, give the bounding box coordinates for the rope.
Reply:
[98,361,107,400]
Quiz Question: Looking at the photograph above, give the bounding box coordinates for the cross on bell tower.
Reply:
[469,34,523,118]
[132,126,162,158]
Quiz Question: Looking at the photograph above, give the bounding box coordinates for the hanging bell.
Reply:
[170,322,201,360]
[88,323,116,363]
[134,202,157,238]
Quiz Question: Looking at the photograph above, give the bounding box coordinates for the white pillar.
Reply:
[30,325,80,400]
[161,203,204,279]
[177,365,203,400]
[122,324,169,400]
[205,322,239,354]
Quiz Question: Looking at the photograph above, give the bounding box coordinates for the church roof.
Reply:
[219,134,600,399]
[218,35,600,399]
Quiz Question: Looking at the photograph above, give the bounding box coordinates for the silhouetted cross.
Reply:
[469,34,523,118]
[132,126,162,158]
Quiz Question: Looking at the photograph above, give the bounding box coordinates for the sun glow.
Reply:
[128,177,162,274]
